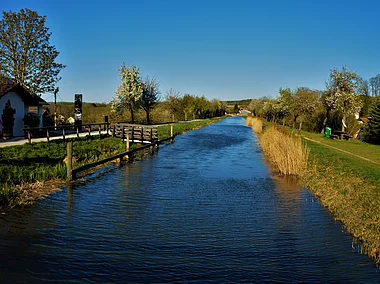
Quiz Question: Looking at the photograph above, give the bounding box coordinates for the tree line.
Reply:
[249,67,380,144]
[110,63,227,124]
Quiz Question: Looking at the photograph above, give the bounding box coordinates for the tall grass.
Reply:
[259,126,309,176]
[246,116,263,134]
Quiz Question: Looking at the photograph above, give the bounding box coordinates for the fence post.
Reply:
[46,129,50,142]
[126,132,130,151]
[170,124,174,143]
[141,127,144,143]
[66,141,73,181]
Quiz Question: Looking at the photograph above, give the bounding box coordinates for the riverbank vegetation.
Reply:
[247,119,380,264]
[259,126,309,176]
[249,67,380,145]
[0,118,221,210]
[245,66,380,264]
[302,136,380,264]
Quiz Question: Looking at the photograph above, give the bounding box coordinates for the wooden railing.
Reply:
[112,123,158,143]
[22,122,110,143]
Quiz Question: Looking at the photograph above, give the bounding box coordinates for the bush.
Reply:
[23,113,40,127]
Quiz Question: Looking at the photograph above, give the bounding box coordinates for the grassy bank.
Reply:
[302,135,380,264]
[0,118,222,209]
[246,117,308,177]
[157,118,223,139]
[249,121,380,264]
[0,137,129,208]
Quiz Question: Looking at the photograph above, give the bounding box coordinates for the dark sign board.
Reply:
[75,94,82,126]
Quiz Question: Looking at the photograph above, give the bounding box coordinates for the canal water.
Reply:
[1,117,379,283]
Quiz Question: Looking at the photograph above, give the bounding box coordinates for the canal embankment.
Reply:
[1,116,378,282]
[0,118,222,210]
[246,116,380,265]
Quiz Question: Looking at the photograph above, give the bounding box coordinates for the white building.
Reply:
[0,82,48,137]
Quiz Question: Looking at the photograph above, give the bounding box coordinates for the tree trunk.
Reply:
[171,113,175,122]
[146,109,151,125]
[184,111,187,121]
[298,119,303,131]
[341,113,346,139]
[130,108,135,124]
[292,114,298,129]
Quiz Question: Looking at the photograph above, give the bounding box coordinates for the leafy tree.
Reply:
[197,96,210,118]
[364,101,380,144]
[293,87,321,131]
[277,87,294,126]
[141,77,160,124]
[111,63,142,124]
[249,97,268,117]
[325,67,363,133]
[0,8,65,95]
[181,94,195,121]
[210,99,226,117]
[233,103,239,113]
[165,88,181,122]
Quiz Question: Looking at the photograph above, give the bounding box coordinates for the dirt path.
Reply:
[302,136,380,166]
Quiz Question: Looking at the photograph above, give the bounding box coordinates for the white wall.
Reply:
[0,92,26,137]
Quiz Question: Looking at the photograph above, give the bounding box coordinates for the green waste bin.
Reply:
[324,127,331,138]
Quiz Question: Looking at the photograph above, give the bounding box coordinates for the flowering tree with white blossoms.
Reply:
[325,67,363,132]
[111,63,142,123]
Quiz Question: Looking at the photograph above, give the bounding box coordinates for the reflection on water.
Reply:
[0,117,379,283]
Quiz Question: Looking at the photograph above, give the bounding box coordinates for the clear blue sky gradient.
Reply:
[2,0,380,103]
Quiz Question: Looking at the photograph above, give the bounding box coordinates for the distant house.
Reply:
[239,109,251,116]
[0,81,48,137]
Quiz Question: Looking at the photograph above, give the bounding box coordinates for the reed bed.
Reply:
[246,116,263,134]
[259,126,309,176]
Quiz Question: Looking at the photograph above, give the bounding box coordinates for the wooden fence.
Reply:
[23,123,110,143]
[112,123,158,143]
[66,135,174,180]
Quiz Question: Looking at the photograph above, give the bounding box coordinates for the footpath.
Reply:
[0,130,108,148]
[302,136,380,166]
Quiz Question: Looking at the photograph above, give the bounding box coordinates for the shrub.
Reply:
[23,112,40,127]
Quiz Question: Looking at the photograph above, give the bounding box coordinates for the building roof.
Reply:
[0,81,48,106]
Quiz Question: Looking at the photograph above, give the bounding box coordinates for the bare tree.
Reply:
[141,77,160,124]
[369,74,380,96]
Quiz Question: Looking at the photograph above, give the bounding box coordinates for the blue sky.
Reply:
[2,0,380,103]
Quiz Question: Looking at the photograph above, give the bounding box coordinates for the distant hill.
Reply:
[224,99,252,106]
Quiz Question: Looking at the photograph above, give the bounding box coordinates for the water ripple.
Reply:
[0,117,379,283]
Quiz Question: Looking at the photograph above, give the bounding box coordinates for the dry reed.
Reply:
[259,126,309,176]
[246,116,263,134]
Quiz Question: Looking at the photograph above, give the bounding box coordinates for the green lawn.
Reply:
[298,129,380,264]
[299,130,380,164]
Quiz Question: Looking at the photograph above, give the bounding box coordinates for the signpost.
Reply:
[74,94,82,127]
